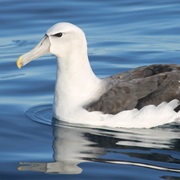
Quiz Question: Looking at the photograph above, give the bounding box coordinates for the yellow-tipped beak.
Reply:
[16,35,50,69]
[16,56,23,69]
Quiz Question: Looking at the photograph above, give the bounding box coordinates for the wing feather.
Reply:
[85,64,180,114]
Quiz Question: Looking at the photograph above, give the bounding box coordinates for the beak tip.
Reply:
[16,56,23,69]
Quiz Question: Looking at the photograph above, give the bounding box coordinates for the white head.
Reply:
[47,22,87,59]
[16,22,87,68]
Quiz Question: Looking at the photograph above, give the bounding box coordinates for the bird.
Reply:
[16,22,180,128]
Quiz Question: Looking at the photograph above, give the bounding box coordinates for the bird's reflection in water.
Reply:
[18,120,180,175]
[18,120,108,174]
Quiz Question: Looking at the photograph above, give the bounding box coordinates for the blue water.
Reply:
[0,0,180,179]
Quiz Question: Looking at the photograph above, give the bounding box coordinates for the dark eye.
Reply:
[54,33,63,37]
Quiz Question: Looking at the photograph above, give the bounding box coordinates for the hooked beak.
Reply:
[16,34,50,69]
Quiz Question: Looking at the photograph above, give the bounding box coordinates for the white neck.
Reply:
[53,50,103,119]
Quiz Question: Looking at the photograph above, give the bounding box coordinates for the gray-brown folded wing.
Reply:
[86,64,180,114]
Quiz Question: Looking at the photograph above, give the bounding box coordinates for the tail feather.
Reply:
[174,104,180,112]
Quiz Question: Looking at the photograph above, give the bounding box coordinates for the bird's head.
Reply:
[16,22,87,69]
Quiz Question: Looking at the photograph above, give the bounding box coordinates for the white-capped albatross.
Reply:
[16,22,180,128]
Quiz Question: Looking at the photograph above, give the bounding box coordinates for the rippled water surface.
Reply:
[0,0,180,179]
